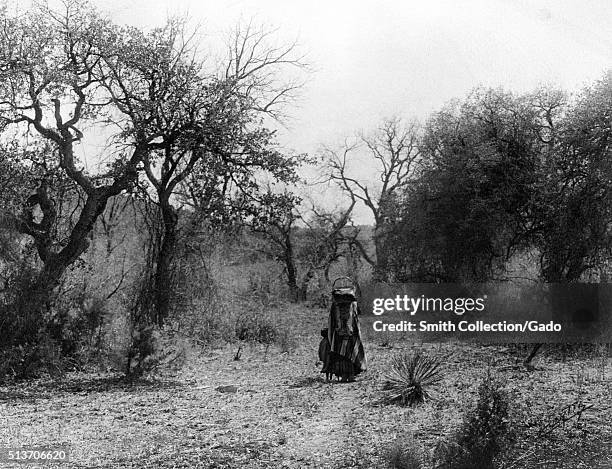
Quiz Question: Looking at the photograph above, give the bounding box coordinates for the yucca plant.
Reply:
[383,351,443,406]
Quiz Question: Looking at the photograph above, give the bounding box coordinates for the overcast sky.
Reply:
[90,0,611,222]
[16,0,608,222]
[98,0,611,154]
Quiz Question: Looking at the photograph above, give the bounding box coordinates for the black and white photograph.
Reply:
[0,0,610,467]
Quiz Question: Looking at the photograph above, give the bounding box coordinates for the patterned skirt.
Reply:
[321,333,366,381]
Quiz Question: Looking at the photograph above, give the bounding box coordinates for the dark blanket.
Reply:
[321,301,366,379]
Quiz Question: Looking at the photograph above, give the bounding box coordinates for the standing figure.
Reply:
[320,277,366,382]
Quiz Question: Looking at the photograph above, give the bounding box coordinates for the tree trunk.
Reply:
[154,196,179,327]
[523,343,543,367]
[373,231,389,282]
[284,235,300,302]
[525,268,580,367]
[12,192,111,350]
[299,268,315,302]
[35,192,109,298]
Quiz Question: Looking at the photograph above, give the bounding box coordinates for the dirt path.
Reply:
[282,380,363,466]
[0,310,610,469]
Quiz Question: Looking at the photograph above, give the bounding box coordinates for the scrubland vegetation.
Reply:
[0,1,611,468]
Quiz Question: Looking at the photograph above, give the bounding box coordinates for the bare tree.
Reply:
[97,196,132,257]
[297,198,356,298]
[323,117,421,280]
[223,20,306,119]
[128,19,307,325]
[246,190,355,302]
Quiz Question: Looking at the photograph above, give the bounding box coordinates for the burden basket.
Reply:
[319,277,366,382]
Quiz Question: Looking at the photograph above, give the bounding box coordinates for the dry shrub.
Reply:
[235,310,279,345]
[434,373,510,469]
[385,436,424,469]
[0,265,113,381]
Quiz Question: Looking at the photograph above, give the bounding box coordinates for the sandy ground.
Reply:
[0,305,610,468]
